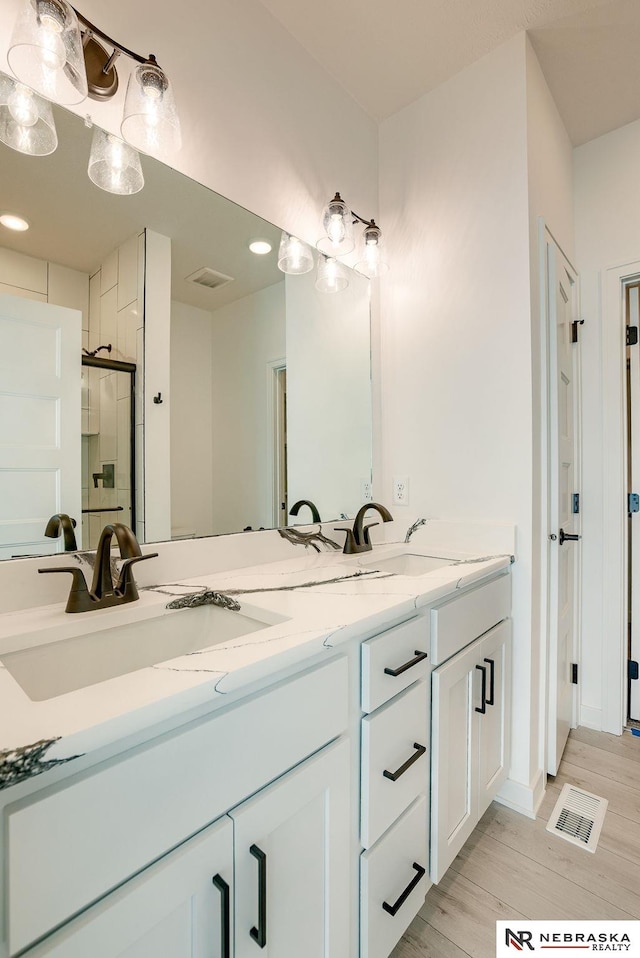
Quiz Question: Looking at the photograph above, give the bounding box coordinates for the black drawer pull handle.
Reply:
[382,862,426,916]
[212,873,230,958]
[249,844,267,948]
[484,657,495,706]
[475,663,487,714]
[383,742,426,781]
[384,650,428,677]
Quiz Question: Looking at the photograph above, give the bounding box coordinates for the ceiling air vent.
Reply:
[546,783,608,853]
[185,267,234,291]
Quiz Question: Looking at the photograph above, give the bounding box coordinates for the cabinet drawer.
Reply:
[6,656,348,956]
[431,573,510,666]
[360,795,430,958]
[361,679,429,849]
[361,616,429,713]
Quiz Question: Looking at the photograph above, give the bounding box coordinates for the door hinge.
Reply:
[629,493,640,514]
[629,660,639,681]
[572,493,580,515]
[571,319,585,343]
[627,326,639,347]
[571,663,579,685]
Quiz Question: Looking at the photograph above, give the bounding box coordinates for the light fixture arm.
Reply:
[71,7,152,67]
[351,210,377,229]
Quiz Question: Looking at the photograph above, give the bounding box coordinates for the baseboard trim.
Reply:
[495,769,546,820]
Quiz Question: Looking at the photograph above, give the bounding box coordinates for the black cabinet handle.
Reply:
[382,862,426,916]
[475,664,487,714]
[212,873,230,958]
[483,657,495,707]
[249,844,267,948]
[384,650,428,677]
[383,742,426,781]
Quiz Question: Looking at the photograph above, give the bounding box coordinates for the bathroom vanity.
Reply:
[0,539,512,958]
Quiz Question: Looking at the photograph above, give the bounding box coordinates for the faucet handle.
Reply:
[361,522,380,546]
[116,553,159,600]
[38,567,91,613]
[334,527,359,555]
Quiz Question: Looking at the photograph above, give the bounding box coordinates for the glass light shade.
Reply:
[277,232,314,275]
[0,72,57,155]
[317,192,354,256]
[355,222,389,279]
[315,256,349,293]
[121,58,181,159]
[88,127,144,195]
[7,0,88,105]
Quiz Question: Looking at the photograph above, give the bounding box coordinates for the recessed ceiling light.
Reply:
[0,213,29,232]
[249,239,272,255]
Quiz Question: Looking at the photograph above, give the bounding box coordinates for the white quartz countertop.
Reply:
[0,539,511,789]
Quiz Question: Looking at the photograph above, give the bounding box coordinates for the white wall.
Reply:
[379,34,544,812]
[286,268,372,522]
[170,300,214,538]
[574,119,640,733]
[210,282,286,534]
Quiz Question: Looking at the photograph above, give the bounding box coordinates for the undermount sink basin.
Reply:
[1,603,274,702]
[360,553,457,577]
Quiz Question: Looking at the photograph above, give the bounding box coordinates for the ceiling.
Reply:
[256,0,640,145]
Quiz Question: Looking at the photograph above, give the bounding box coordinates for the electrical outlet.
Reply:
[393,476,409,506]
[361,478,373,501]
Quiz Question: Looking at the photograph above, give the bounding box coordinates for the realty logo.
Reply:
[506,929,535,951]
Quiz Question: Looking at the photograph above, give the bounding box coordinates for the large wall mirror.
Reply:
[0,105,372,558]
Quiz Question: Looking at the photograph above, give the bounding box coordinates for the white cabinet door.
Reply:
[477,620,511,818]
[26,815,234,958]
[232,737,350,958]
[430,640,479,884]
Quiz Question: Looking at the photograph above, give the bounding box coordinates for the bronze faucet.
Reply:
[44,514,78,552]
[335,502,393,554]
[39,523,157,613]
[289,499,321,523]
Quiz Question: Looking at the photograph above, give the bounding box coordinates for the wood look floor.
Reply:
[391,727,640,958]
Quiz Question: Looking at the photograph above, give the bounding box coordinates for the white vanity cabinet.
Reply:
[25,738,350,958]
[359,616,432,958]
[429,575,511,884]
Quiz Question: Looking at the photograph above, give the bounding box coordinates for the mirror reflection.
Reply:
[0,104,372,558]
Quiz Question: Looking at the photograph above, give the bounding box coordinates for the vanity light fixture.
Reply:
[317,191,388,278]
[0,72,57,156]
[0,212,30,231]
[315,254,349,293]
[5,0,181,161]
[277,232,314,275]
[249,239,272,255]
[87,127,144,195]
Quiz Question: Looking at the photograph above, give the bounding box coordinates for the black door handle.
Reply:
[212,874,230,958]
[559,528,581,545]
[383,743,427,781]
[382,862,426,916]
[384,650,428,677]
[475,663,487,714]
[483,657,495,707]
[249,844,267,948]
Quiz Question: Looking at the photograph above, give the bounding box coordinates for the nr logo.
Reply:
[505,928,535,951]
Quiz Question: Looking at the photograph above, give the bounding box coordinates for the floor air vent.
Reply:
[185,267,234,291]
[546,783,608,853]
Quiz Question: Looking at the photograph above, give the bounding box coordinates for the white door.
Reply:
[25,815,234,957]
[0,293,81,558]
[547,243,580,774]
[627,284,640,720]
[231,738,350,958]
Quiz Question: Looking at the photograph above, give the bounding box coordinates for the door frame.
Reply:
[538,224,581,775]
[602,260,640,732]
[266,357,286,528]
